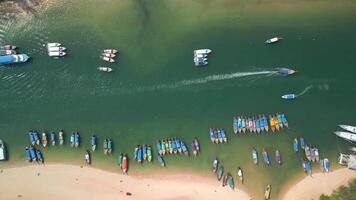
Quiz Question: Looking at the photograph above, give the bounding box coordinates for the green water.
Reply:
[1,0,356,198]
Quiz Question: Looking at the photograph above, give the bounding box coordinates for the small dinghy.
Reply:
[85,150,91,165]
[227,173,234,190]
[213,158,219,173]
[265,37,283,44]
[237,167,243,184]
[48,51,66,57]
[265,185,271,200]
[282,94,296,100]
[252,148,258,165]
[100,56,115,63]
[48,46,66,52]
[217,166,224,181]
[102,49,118,54]
[157,154,165,167]
[122,154,128,174]
[279,68,296,75]
[0,140,6,161]
[91,135,97,151]
[275,149,282,165]
[58,130,64,145]
[101,53,116,58]
[47,43,61,48]
[262,148,270,165]
[98,67,113,72]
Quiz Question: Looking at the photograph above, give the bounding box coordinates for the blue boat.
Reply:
[28,131,35,145]
[256,118,261,133]
[181,141,189,157]
[324,158,330,172]
[279,68,296,75]
[300,137,305,149]
[143,145,147,160]
[293,138,299,153]
[217,129,223,143]
[70,133,75,147]
[176,138,182,154]
[282,94,296,100]
[36,150,43,163]
[29,146,36,161]
[233,118,238,134]
[0,54,29,65]
[172,139,177,154]
[74,133,80,148]
[137,147,142,163]
[156,141,162,155]
[91,135,97,151]
[50,132,56,146]
[33,132,40,145]
[262,149,270,165]
[25,147,32,162]
[305,161,312,175]
[157,154,165,167]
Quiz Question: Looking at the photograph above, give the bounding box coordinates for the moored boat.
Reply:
[323,158,330,172]
[102,49,118,54]
[122,154,128,174]
[0,45,16,50]
[47,43,61,48]
[0,140,6,161]
[213,158,219,173]
[101,53,116,58]
[157,154,165,167]
[50,132,56,146]
[278,68,296,75]
[91,134,97,151]
[265,185,271,200]
[265,36,283,44]
[0,54,29,65]
[227,173,234,189]
[85,150,91,165]
[282,94,296,100]
[252,147,258,165]
[59,130,64,145]
[237,167,243,184]
[217,166,224,181]
[275,148,282,165]
[334,131,356,142]
[147,146,152,162]
[48,51,66,57]
[25,146,31,162]
[74,132,80,148]
[36,150,43,163]
[262,148,270,165]
[0,50,16,56]
[100,55,115,63]
[48,46,66,52]
[339,125,356,134]
[194,49,212,54]
[41,132,48,148]
[293,138,299,153]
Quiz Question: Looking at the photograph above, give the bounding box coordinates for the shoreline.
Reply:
[282,168,356,200]
[0,163,252,200]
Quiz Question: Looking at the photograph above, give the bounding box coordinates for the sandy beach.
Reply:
[0,164,251,200]
[282,168,356,200]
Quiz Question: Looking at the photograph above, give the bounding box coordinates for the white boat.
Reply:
[194,49,212,54]
[265,37,283,44]
[101,53,116,58]
[0,140,5,161]
[102,49,118,54]
[0,45,16,50]
[339,125,356,134]
[195,53,208,58]
[97,67,113,72]
[0,50,16,56]
[281,94,296,100]
[47,43,61,48]
[100,56,115,63]
[48,46,66,52]
[334,131,356,142]
[48,51,66,57]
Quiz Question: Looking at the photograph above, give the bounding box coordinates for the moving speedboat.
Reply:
[48,46,66,52]
[102,49,118,54]
[98,67,113,72]
[265,37,283,44]
[194,49,212,54]
[100,56,115,63]
[334,131,356,142]
[48,51,66,57]
[281,94,296,100]
[339,125,356,134]
[0,45,16,50]
[47,43,61,48]
[0,140,5,161]
[279,68,296,75]
[0,50,16,56]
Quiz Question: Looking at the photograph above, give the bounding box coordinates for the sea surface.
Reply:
[1,0,356,198]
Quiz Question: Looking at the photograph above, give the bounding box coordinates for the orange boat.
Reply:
[122,155,128,174]
[269,116,276,132]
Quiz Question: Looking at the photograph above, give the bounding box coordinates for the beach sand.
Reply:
[282,168,356,200]
[0,164,251,200]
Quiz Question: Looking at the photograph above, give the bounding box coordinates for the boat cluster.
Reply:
[118,153,129,174]
[69,132,81,148]
[212,158,235,190]
[47,43,67,57]
[233,113,288,134]
[334,125,356,142]
[209,128,228,144]
[193,49,212,66]
[28,130,60,147]
[98,49,118,72]
[0,44,29,65]
[156,137,191,158]
[134,144,153,164]
[251,147,282,166]
[25,146,44,163]
[102,138,113,155]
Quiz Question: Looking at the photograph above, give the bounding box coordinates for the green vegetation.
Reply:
[320,178,356,200]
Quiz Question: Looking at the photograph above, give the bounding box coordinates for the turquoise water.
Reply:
[1,0,356,198]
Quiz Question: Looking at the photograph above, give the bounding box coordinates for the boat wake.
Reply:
[121,70,277,94]
[296,85,313,97]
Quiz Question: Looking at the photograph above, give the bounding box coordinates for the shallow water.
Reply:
[1,0,356,198]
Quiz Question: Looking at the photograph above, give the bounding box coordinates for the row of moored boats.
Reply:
[98,49,118,72]
[209,128,228,144]
[233,113,289,134]
[47,43,67,57]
